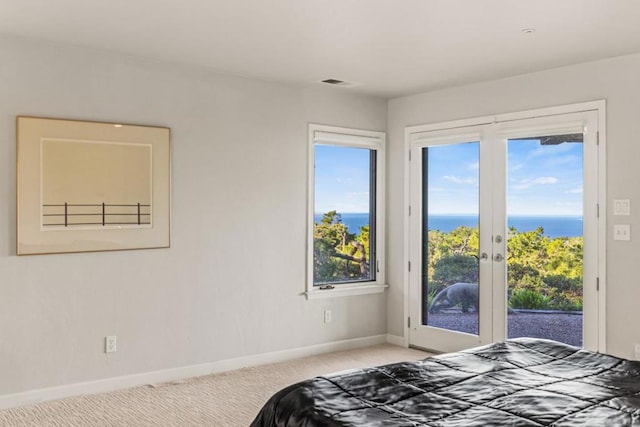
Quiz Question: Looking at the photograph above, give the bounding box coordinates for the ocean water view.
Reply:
[315,213,583,238]
[428,215,583,238]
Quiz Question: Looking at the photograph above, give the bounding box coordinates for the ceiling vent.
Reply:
[320,79,359,88]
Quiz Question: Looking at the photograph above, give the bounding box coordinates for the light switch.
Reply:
[613,224,631,241]
[614,199,631,215]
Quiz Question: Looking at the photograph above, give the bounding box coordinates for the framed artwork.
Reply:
[16,116,171,255]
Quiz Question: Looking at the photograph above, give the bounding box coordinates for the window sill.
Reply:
[304,283,388,300]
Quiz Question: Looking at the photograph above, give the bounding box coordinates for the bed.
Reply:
[251,337,640,426]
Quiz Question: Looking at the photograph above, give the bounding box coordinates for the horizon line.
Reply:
[315,212,583,217]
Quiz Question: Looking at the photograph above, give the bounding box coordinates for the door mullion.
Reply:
[488,126,507,343]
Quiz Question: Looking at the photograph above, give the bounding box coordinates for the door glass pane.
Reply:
[506,134,583,347]
[422,142,480,335]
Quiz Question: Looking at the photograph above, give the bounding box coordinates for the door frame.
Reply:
[402,100,607,353]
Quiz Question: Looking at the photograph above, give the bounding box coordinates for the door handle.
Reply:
[480,252,489,261]
[493,253,504,262]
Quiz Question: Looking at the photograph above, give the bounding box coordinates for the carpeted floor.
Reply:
[0,344,431,426]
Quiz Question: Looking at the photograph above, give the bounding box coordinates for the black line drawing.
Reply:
[42,202,151,227]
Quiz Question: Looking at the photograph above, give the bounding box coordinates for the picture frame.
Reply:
[16,116,171,255]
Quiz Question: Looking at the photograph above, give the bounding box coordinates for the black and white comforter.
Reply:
[251,338,640,426]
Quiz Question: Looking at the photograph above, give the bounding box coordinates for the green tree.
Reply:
[432,254,479,288]
[426,226,479,291]
[313,211,370,283]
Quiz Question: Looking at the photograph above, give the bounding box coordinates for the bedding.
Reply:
[251,338,640,426]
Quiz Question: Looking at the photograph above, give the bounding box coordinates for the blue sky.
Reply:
[315,138,583,216]
[506,139,583,216]
[315,145,371,214]
[427,138,583,215]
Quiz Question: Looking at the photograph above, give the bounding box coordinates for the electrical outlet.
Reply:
[324,310,332,324]
[613,224,631,241]
[105,336,117,353]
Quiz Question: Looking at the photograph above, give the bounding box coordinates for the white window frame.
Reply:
[306,124,387,299]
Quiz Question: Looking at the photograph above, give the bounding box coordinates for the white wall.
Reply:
[387,53,640,359]
[0,36,387,396]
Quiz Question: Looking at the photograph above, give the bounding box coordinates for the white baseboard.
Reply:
[208,334,387,374]
[385,334,406,347]
[0,334,387,411]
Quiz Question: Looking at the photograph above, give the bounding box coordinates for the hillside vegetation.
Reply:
[314,211,582,311]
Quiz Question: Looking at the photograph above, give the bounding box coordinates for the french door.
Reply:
[407,107,603,353]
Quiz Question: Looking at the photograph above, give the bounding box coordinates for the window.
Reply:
[306,124,386,298]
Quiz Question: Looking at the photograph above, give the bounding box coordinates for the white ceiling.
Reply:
[2,0,640,98]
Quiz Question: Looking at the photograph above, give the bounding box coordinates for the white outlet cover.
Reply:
[613,224,631,241]
[324,310,332,323]
[614,199,631,216]
[105,336,117,353]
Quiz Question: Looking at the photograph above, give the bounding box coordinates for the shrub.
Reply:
[551,294,583,311]
[426,288,438,308]
[509,288,551,310]
[544,274,582,293]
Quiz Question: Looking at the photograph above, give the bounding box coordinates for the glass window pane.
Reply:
[313,145,375,285]
[506,134,584,347]
[422,142,480,335]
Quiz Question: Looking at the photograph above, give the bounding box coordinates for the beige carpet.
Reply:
[0,344,431,426]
